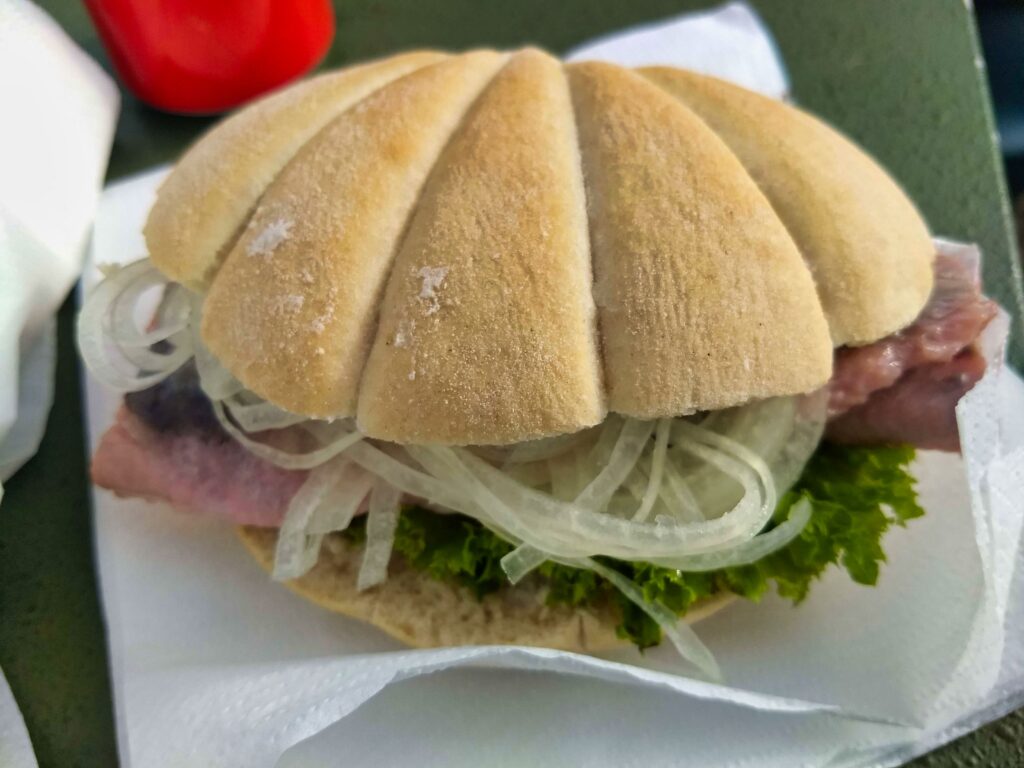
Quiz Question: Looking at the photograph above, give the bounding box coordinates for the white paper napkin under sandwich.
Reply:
[82,4,1024,767]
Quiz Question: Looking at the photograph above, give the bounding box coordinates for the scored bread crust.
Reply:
[568,61,833,419]
[356,50,606,443]
[237,525,733,652]
[638,67,935,347]
[145,50,448,291]
[146,48,934,445]
[200,51,509,420]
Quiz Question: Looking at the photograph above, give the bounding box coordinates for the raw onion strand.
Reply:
[213,401,362,470]
[648,498,812,570]
[357,481,404,590]
[632,419,671,522]
[583,558,721,681]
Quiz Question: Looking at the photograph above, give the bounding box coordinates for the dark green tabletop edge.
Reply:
[966,9,1024,324]
[956,5,1024,342]
[0,299,118,766]
[2,2,1022,767]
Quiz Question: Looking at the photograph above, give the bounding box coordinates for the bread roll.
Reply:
[145,49,934,445]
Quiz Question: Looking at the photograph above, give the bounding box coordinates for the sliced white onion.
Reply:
[632,419,671,522]
[301,419,358,445]
[505,417,670,582]
[571,449,593,500]
[666,395,823,514]
[273,460,378,579]
[273,465,336,580]
[193,332,243,401]
[307,462,374,534]
[223,394,309,432]
[213,401,363,470]
[647,497,812,571]
[582,557,721,681]
[501,544,547,585]
[345,441,466,510]
[668,426,775,546]
[111,267,190,347]
[357,480,404,590]
[504,461,551,488]
[423,443,708,559]
[113,328,192,371]
[622,458,649,504]
[502,428,597,464]
[80,346,192,392]
[768,389,828,493]
[407,445,541,546]
[451,444,772,559]
[548,452,579,501]
[588,415,624,466]
[660,461,705,523]
[469,428,597,466]
[78,258,194,391]
[574,419,655,512]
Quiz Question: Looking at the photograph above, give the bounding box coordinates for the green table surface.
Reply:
[2,1,1022,766]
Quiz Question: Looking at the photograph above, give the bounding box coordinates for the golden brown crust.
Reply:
[357,49,607,444]
[568,61,832,417]
[145,51,447,291]
[201,52,508,418]
[145,49,934,444]
[639,67,934,346]
[237,526,732,652]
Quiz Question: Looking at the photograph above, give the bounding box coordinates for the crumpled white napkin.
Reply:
[0,0,118,486]
[0,669,37,768]
[0,3,118,766]
[565,0,789,96]
[82,3,1024,767]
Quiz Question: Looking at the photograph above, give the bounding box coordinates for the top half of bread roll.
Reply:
[144,48,934,446]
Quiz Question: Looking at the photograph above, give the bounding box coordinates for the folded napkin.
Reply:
[0,0,118,486]
[0,2,118,766]
[566,0,788,96]
[0,669,36,768]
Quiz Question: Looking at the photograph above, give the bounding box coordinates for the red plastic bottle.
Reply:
[83,0,335,114]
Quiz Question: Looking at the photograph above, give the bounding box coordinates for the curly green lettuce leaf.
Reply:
[345,443,923,650]
[604,443,924,646]
[344,507,512,598]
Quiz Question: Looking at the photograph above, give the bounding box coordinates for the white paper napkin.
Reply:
[0,669,37,768]
[0,0,118,484]
[83,4,1024,767]
[565,0,789,97]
